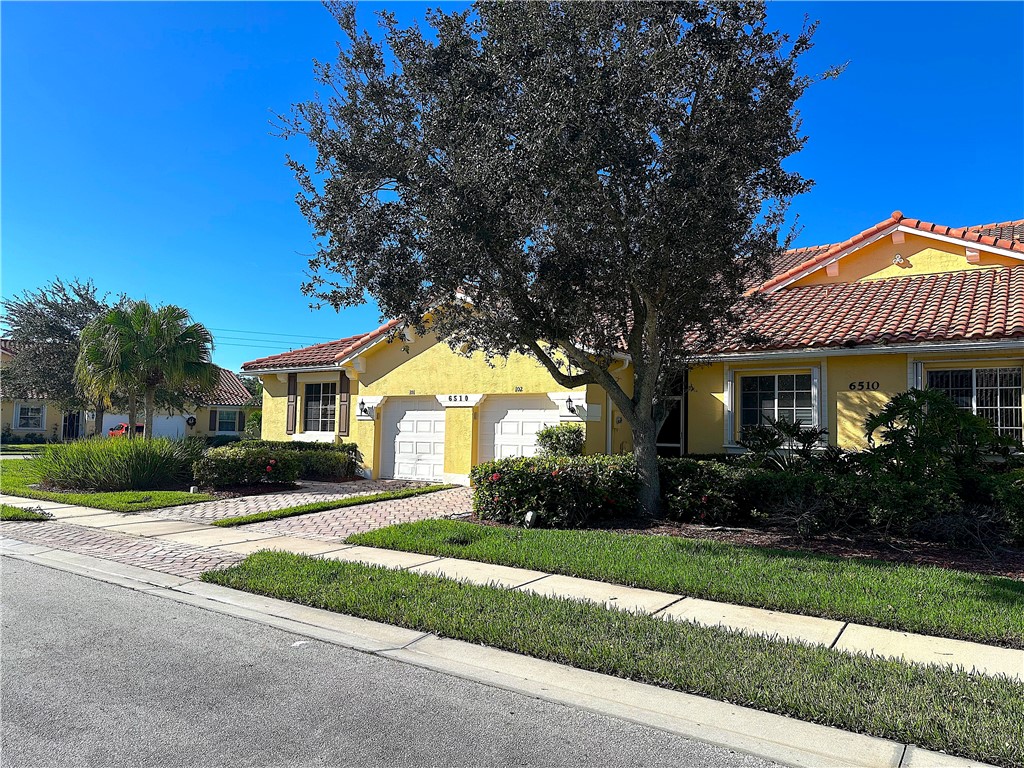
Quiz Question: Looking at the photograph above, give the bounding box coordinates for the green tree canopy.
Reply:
[282,1,832,512]
[77,300,218,439]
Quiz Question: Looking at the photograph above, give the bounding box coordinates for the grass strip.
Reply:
[203,551,1024,768]
[210,484,456,527]
[0,444,47,455]
[348,520,1024,648]
[0,503,51,521]
[0,459,215,512]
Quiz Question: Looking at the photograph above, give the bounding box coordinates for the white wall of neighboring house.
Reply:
[101,413,191,439]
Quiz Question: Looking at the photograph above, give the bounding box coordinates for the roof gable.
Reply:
[756,211,1024,294]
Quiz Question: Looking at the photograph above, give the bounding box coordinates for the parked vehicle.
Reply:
[108,423,144,437]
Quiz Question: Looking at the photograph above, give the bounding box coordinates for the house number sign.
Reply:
[447,394,472,403]
[848,381,880,391]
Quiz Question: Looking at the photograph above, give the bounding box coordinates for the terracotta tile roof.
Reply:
[756,211,1024,293]
[722,265,1024,353]
[966,219,1024,243]
[205,367,253,406]
[240,319,403,371]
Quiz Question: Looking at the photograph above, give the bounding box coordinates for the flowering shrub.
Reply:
[471,455,639,528]
[192,445,301,488]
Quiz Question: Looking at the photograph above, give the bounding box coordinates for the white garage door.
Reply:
[479,395,561,462]
[102,413,190,438]
[381,397,446,481]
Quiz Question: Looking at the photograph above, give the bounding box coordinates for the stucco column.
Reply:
[443,406,476,485]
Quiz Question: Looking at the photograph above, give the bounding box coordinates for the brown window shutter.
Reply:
[286,374,297,434]
[236,410,246,431]
[337,371,350,437]
[208,410,218,431]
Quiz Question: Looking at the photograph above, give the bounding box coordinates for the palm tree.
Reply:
[76,301,217,439]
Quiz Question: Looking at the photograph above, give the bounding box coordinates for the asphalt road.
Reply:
[1,557,779,768]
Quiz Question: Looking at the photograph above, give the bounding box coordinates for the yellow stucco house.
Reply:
[243,211,1023,484]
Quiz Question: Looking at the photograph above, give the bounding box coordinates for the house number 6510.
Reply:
[848,381,880,391]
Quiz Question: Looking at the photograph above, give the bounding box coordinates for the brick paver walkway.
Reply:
[152,479,431,523]
[250,487,474,541]
[0,521,243,578]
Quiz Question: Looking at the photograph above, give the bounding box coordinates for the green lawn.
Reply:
[348,520,1024,648]
[0,444,47,455]
[0,503,51,521]
[204,551,1024,768]
[0,458,216,512]
[211,484,456,527]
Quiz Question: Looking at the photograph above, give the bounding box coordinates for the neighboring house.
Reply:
[242,211,1024,484]
[0,339,86,440]
[101,367,256,439]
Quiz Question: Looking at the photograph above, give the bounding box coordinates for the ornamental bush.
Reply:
[192,444,301,488]
[535,423,585,457]
[471,455,639,528]
[297,450,358,481]
[989,469,1024,542]
[36,437,204,491]
[658,459,755,525]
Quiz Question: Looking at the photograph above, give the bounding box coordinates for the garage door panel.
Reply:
[479,396,562,464]
[382,397,445,482]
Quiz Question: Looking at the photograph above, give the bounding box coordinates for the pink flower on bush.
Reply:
[270,459,277,465]
[493,495,500,502]
[490,472,501,482]
[551,469,559,477]
[701,495,708,504]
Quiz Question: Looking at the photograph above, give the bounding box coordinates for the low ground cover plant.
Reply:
[34,437,205,492]
[472,454,638,528]
[204,551,1024,767]
[350,519,1024,647]
[0,503,51,521]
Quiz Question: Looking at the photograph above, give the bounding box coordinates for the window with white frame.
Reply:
[303,382,337,432]
[217,410,241,432]
[739,373,814,432]
[927,367,1023,441]
[15,404,44,431]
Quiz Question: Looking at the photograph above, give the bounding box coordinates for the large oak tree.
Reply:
[283,1,829,513]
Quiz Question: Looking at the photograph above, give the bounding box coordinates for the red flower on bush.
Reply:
[551,469,559,476]
[490,472,501,482]
[701,495,708,504]
[266,465,273,472]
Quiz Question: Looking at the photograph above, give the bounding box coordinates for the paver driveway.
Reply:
[247,487,473,541]
[151,479,435,523]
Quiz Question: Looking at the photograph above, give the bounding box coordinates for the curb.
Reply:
[0,538,995,768]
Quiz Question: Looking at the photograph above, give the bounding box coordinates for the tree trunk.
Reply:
[632,417,661,517]
[144,387,156,441]
[93,401,106,437]
[127,395,138,441]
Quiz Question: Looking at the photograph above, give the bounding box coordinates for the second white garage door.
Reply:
[479,395,561,462]
[380,397,446,481]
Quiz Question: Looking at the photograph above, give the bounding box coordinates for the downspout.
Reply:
[682,368,689,456]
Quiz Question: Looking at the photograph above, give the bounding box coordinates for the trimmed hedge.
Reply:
[471,455,639,528]
[193,444,301,488]
[535,423,585,457]
[239,440,361,480]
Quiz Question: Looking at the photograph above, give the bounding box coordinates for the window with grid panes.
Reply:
[926,367,1022,441]
[303,382,337,432]
[739,373,814,431]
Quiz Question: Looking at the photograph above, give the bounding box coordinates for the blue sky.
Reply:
[3,2,1022,372]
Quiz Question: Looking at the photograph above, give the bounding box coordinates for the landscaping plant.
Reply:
[535,423,585,457]
[192,444,301,488]
[34,437,204,491]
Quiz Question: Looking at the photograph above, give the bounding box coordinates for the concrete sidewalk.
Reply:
[2,492,1021,680]
[0,538,997,768]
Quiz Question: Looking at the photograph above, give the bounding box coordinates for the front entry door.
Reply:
[62,411,82,440]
